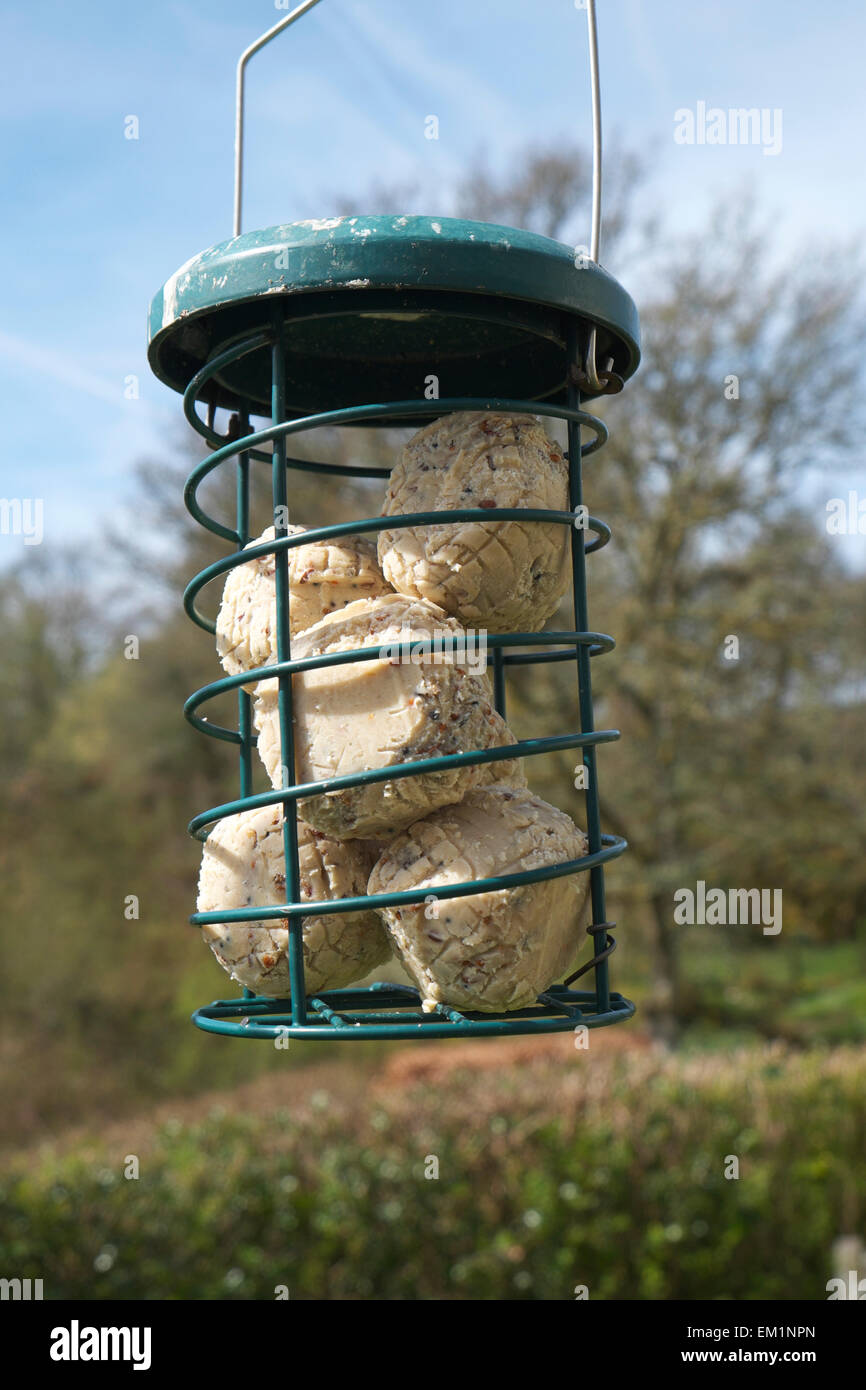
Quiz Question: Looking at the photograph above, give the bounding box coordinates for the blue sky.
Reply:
[2,0,865,561]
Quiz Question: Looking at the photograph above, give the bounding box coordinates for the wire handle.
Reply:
[234,0,326,237]
[586,0,603,264]
[583,0,606,391]
[233,2,606,255]
[233,0,611,390]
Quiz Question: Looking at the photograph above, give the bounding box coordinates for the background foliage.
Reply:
[3,1043,864,1300]
[1,146,864,1299]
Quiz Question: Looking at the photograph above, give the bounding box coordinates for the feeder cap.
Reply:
[148,214,640,416]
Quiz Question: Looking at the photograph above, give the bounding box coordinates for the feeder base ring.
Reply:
[192,982,636,1041]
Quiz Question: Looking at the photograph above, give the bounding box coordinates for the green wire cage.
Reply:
[146,1,640,1043]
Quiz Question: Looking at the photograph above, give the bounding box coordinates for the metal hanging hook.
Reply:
[234,0,327,237]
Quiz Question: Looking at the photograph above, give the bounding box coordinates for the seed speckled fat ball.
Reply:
[378,412,570,633]
[474,716,527,791]
[197,804,391,997]
[215,524,390,689]
[253,592,523,840]
[368,786,590,1013]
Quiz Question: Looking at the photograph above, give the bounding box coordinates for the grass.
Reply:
[619,933,866,1047]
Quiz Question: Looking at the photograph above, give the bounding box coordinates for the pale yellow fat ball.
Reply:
[254,592,525,840]
[378,412,571,633]
[197,803,391,997]
[368,785,590,1014]
[216,524,391,690]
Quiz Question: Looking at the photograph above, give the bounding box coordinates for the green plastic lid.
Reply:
[148,214,640,417]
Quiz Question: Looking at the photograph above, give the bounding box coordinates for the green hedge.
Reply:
[1,1044,863,1300]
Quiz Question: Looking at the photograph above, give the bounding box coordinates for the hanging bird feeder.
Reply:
[147,0,639,1041]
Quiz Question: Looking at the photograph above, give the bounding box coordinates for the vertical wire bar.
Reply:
[492,646,507,717]
[236,403,254,801]
[270,316,306,1025]
[236,402,256,1002]
[566,324,610,1014]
